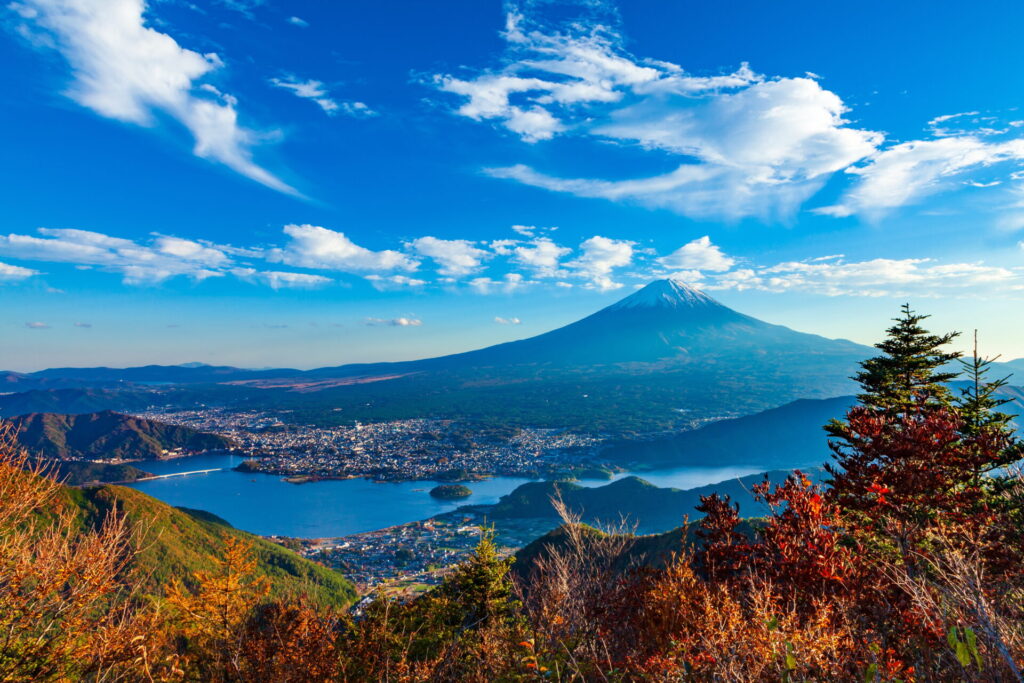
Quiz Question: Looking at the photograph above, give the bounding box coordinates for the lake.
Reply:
[127,454,760,538]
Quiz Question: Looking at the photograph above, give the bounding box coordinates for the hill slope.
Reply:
[487,469,823,534]
[59,484,356,607]
[38,459,152,485]
[0,388,159,418]
[604,396,857,469]
[10,410,233,461]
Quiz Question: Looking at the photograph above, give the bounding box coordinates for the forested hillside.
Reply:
[10,410,233,460]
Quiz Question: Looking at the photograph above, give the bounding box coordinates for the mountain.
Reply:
[308,279,870,373]
[5,281,874,432]
[57,483,355,606]
[24,363,300,385]
[9,410,234,461]
[486,469,824,534]
[13,279,870,382]
[601,384,1024,471]
[268,280,873,431]
[0,387,162,417]
[604,396,858,470]
[38,459,153,485]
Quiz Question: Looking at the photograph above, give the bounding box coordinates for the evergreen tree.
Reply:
[957,330,1017,438]
[849,303,961,415]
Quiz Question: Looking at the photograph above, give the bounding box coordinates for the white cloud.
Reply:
[287,16,308,27]
[469,272,528,294]
[508,236,570,277]
[231,267,331,290]
[270,77,338,115]
[365,317,422,327]
[408,236,489,277]
[25,321,50,329]
[270,224,419,273]
[434,12,662,142]
[567,235,633,291]
[338,101,378,118]
[435,11,882,220]
[73,321,91,327]
[657,235,734,272]
[494,316,522,324]
[365,274,428,290]
[15,0,293,193]
[154,235,228,266]
[818,137,1024,218]
[0,261,39,282]
[0,228,226,284]
[270,77,377,118]
[701,256,1021,297]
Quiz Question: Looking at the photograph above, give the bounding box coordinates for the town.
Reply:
[271,510,560,598]
[133,408,616,480]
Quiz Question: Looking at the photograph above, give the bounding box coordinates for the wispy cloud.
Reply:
[231,268,331,290]
[270,77,338,115]
[817,137,1024,219]
[270,76,377,118]
[433,9,881,220]
[11,0,295,193]
[434,7,1024,223]
[0,228,225,284]
[494,316,522,324]
[25,321,49,329]
[701,256,1023,298]
[365,317,422,327]
[0,261,39,282]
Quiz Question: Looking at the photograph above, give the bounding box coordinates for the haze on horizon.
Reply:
[2,0,1023,370]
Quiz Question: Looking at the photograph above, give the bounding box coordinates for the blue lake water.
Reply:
[127,454,760,538]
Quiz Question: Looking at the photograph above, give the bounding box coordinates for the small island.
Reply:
[429,484,473,500]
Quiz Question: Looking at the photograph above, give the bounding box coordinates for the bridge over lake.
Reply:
[134,468,224,482]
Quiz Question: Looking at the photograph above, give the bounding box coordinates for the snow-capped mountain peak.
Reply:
[607,279,718,311]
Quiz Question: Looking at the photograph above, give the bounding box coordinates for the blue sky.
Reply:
[2,0,1024,371]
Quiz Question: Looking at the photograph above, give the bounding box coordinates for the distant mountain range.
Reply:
[604,396,858,470]
[602,384,1024,472]
[9,410,234,461]
[0,280,874,433]
[0,388,160,418]
[485,469,824,535]
[6,280,869,384]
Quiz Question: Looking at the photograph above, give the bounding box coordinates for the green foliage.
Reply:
[57,484,356,607]
[957,331,1018,438]
[10,410,234,461]
[429,484,472,499]
[34,458,152,485]
[349,531,526,678]
[850,303,961,414]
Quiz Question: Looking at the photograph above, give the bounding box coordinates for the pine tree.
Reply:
[850,303,961,415]
[957,330,1017,438]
